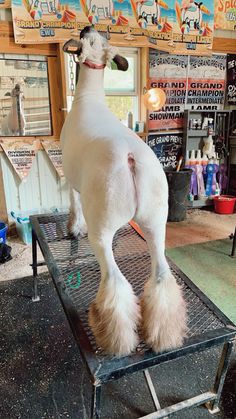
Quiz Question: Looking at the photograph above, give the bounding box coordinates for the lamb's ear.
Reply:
[63,39,82,56]
[112,55,129,71]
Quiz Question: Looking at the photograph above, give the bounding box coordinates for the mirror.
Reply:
[0,55,52,136]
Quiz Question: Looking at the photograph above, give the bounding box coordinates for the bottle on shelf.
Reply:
[127,111,133,130]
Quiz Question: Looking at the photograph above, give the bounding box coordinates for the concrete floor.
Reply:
[0,208,236,419]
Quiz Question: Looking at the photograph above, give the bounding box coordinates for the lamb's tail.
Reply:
[127,152,139,212]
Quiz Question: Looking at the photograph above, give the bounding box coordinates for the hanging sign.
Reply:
[148,50,188,130]
[172,0,214,55]
[11,0,88,43]
[130,0,174,40]
[1,140,37,181]
[226,54,236,105]
[147,132,183,170]
[42,140,64,177]
[186,54,226,111]
[81,0,138,29]
[0,0,11,8]
[214,0,236,30]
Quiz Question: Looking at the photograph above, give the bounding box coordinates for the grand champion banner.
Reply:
[226,54,236,105]
[11,0,215,50]
[172,0,214,55]
[12,0,88,43]
[1,140,37,180]
[214,0,236,30]
[147,132,183,170]
[186,54,226,111]
[148,50,188,130]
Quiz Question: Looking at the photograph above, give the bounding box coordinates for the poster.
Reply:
[130,0,174,41]
[11,0,88,43]
[147,132,183,170]
[83,0,138,30]
[171,0,214,54]
[148,50,188,130]
[0,0,11,8]
[42,140,64,177]
[1,140,37,180]
[186,55,226,111]
[214,0,236,30]
[226,54,236,105]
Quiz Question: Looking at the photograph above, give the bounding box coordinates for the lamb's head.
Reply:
[5,84,24,98]
[63,26,128,71]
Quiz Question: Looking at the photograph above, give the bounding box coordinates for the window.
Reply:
[65,47,140,127]
[104,48,140,127]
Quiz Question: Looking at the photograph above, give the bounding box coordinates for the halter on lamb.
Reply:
[61,26,187,356]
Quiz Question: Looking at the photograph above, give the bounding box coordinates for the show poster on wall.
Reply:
[12,0,88,43]
[148,50,188,130]
[186,55,226,111]
[82,0,138,29]
[0,0,11,8]
[147,132,183,170]
[172,0,214,54]
[214,0,236,30]
[226,54,236,105]
[1,141,37,180]
[42,140,64,177]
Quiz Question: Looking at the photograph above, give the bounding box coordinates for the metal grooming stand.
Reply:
[30,213,236,419]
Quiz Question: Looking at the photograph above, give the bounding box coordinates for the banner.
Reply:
[214,0,236,30]
[11,0,215,52]
[186,55,226,111]
[148,50,188,130]
[147,132,183,170]
[83,0,138,29]
[172,0,214,54]
[1,140,37,180]
[42,140,64,177]
[0,0,11,8]
[226,54,236,105]
[12,0,88,43]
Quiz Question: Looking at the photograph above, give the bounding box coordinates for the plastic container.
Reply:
[165,169,192,222]
[213,195,236,215]
[11,209,45,244]
[0,222,8,244]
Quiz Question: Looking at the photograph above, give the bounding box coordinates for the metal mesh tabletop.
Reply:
[31,213,236,384]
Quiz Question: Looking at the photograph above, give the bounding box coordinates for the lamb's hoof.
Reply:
[89,298,140,357]
[67,216,87,238]
[141,275,187,353]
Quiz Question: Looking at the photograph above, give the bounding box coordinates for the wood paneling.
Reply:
[0,164,7,222]
[0,22,57,56]
[213,37,236,54]
[48,55,66,138]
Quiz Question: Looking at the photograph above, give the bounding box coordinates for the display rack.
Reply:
[183,109,231,208]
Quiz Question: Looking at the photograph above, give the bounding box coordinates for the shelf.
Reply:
[187,197,213,208]
[188,129,209,137]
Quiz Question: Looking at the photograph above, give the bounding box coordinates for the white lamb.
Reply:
[61,26,186,357]
[1,84,25,136]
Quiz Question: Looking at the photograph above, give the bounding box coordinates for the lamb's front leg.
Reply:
[68,188,87,237]
[88,231,140,356]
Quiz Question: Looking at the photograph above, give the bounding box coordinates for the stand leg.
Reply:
[91,384,101,419]
[32,230,40,302]
[230,227,236,257]
[206,341,233,414]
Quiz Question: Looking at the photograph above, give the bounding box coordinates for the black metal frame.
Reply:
[30,214,236,419]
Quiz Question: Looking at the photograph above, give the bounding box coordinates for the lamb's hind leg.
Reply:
[88,228,140,356]
[68,188,87,237]
[136,209,187,352]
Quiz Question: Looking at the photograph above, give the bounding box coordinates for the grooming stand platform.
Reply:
[30,213,236,419]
